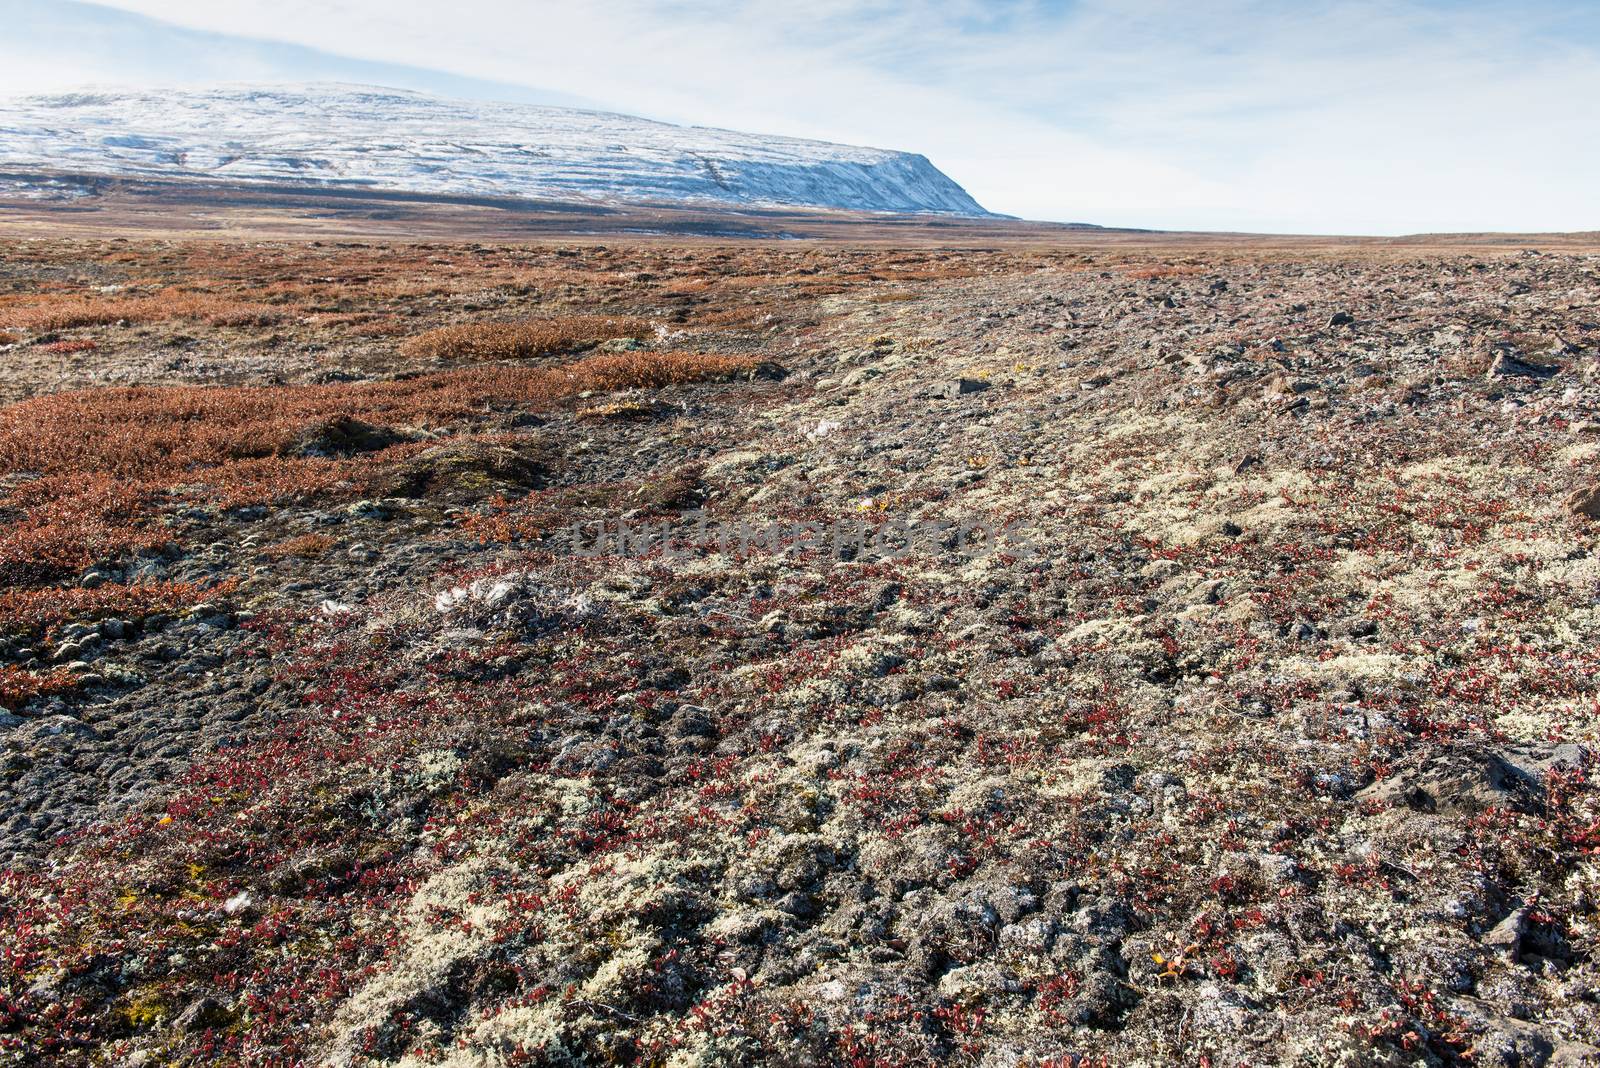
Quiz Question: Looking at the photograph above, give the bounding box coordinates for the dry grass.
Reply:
[687,306,778,329]
[563,350,757,391]
[399,316,651,361]
[576,400,658,421]
[347,318,410,339]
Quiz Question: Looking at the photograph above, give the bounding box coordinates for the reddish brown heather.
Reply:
[0,289,289,331]
[0,665,79,710]
[0,350,757,586]
[399,316,652,361]
[0,477,162,587]
[258,533,338,560]
[0,350,755,482]
[0,578,236,642]
[38,339,100,355]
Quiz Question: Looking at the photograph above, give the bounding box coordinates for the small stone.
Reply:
[346,499,391,520]
[1256,853,1299,885]
[174,996,227,1032]
[998,917,1057,955]
[928,378,989,400]
[1326,311,1355,327]
[1564,483,1600,520]
[1550,743,1589,769]
[28,715,97,739]
[1485,905,1529,956]
[1261,373,1316,402]
[51,640,87,664]
[1487,351,1557,380]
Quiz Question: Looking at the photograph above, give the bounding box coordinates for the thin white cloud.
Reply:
[15,0,1600,232]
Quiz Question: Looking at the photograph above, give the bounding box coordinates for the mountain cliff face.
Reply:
[0,84,988,215]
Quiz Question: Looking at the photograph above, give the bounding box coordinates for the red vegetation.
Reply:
[0,665,78,709]
[39,339,100,355]
[0,578,237,641]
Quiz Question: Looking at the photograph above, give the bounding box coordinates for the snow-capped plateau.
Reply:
[0,84,989,216]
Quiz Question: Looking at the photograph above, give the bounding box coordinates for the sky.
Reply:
[3,0,1598,234]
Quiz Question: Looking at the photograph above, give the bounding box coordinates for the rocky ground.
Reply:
[1,237,1599,1066]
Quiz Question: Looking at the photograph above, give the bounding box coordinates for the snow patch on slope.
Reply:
[0,83,988,216]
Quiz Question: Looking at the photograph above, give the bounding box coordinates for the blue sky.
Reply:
[4,0,1598,233]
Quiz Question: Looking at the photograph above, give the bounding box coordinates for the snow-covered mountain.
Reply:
[0,84,988,216]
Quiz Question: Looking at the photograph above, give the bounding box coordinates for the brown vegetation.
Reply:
[0,349,759,592]
[0,578,235,641]
[259,533,338,560]
[398,316,651,361]
[0,350,756,484]
[0,665,78,710]
[0,477,162,586]
[0,288,288,330]
[38,338,100,355]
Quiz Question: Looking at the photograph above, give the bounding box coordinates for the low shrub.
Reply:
[0,351,759,485]
[260,533,338,560]
[0,350,759,591]
[399,316,650,361]
[348,317,409,338]
[0,665,78,710]
[0,289,287,330]
[40,339,99,355]
[559,350,758,392]
[0,578,236,641]
[0,477,162,586]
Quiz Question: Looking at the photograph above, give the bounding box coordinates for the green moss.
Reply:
[117,992,169,1031]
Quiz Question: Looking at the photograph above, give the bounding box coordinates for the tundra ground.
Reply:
[1,237,1599,1066]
